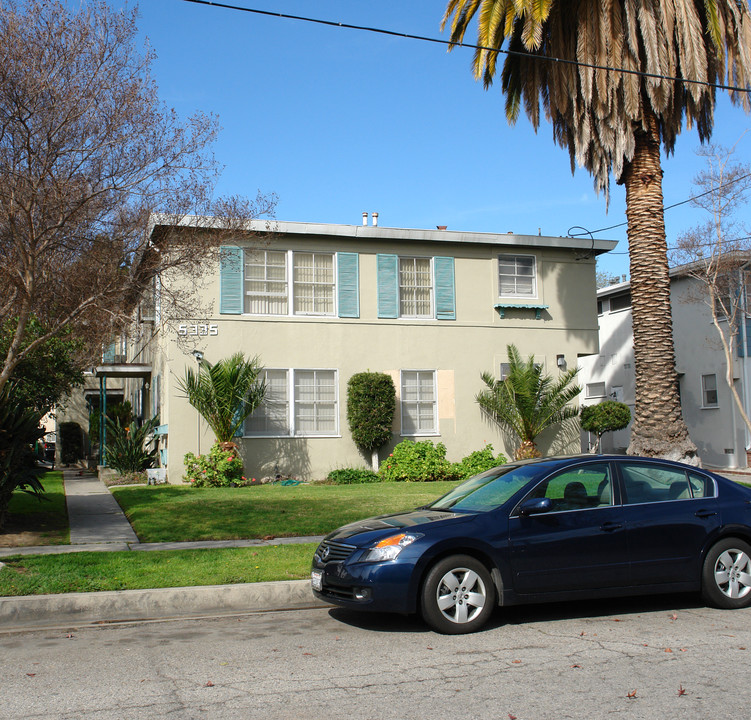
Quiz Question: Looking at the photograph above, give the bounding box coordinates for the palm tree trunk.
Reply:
[620,110,698,464]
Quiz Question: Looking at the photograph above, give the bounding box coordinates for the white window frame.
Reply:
[585,382,607,399]
[292,252,336,316]
[498,254,537,298]
[244,249,289,315]
[245,369,291,436]
[243,250,337,317]
[294,369,339,436]
[244,369,339,437]
[400,370,438,436]
[701,373,719,408]
[398,256,434,319]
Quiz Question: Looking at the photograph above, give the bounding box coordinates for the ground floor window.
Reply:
[245,369,338,437]
[702,373,718,408]
[401,370,437,435]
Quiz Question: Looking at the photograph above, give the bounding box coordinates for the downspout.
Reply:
[741,263,751,466]
[100,375,107,467]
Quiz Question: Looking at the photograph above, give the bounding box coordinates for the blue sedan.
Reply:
[311,455,751,634]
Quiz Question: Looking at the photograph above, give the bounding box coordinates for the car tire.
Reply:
[701,538,751,609]
[420,555,495,634]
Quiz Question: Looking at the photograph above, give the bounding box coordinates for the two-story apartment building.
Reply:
[116,217,615,482]
[579,265,751,469]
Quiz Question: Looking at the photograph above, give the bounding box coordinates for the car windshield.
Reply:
[428,463,544,513]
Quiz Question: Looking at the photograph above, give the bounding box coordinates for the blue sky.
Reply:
[129,0,750,279]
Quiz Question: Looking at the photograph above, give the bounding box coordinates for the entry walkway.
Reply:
[0,469,323,558]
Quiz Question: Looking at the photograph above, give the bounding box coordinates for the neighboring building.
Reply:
[579,265,751,469]
[110,217,615,482]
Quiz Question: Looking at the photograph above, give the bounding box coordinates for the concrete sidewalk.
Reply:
[0,470,327,630]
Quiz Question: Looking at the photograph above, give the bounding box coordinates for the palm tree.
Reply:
[441,0,751,461]
[476,344,581,459]
[178,353,266,448]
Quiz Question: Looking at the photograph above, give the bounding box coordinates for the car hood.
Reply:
[325,508,473,545]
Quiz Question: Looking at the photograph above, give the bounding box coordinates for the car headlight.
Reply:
[360,533,422,562]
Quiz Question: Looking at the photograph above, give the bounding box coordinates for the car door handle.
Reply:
[695,509,718,518]
[600,522,623,532]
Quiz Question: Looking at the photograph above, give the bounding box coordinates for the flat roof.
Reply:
[151,216,618,256]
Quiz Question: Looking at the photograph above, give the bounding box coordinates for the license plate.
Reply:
[311,570,322,592]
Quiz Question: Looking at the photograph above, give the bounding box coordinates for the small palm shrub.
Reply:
[184,444,243,487]
[379,440,458,482]
[106,415,159,474]
[326,468,381,484]
[450,444,507,479]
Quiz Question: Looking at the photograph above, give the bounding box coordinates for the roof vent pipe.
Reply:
[362,212,368,226]
[372,212,379,227]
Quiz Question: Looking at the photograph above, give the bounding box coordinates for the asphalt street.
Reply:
[2,593,751,720]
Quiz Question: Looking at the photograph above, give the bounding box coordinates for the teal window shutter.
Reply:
[220,246,243,314]
[434,256,456,320]
[233,405,244,437]
[337,252,359,318]
[377,254,399,319]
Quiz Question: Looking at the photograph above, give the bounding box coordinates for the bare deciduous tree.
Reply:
[0,0,275,392]
[672,143,751,433]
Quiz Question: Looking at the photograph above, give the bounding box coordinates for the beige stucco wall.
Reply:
[145,230,601,482]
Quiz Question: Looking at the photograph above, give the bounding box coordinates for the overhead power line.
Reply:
[181,0,750,94]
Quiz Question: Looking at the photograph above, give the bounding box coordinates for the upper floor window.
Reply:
[609,293,631,312]
[377,254,455,321]
[220,246,359,318]
[293,253,335,315]
[245,250,288,315]
[399,257,433,318]
[498,254,536,297]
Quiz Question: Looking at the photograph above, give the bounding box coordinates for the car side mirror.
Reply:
[518,497,553,517]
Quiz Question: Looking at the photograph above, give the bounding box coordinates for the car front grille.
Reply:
[315,539,356,564]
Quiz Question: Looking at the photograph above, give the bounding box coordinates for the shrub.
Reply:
[0,384,46,530]
[326,468,381,484]
[451,444,507,479]
[106,415,159,474]
[581,401,631,452]
[379,440,457,482]
[183,443,244,487]
[347,372,396,469]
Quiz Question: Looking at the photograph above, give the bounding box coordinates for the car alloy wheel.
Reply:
[421,554,495,634]
[702,538,751,609]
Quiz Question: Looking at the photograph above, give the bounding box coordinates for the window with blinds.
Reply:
[293,253,335,315]
[244,250,288,314]
[399,257,433,318]
[498,254,536,297]
[401,370,437,435]
[244,369,338,437]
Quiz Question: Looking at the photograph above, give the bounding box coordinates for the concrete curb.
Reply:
[0,580,330,632]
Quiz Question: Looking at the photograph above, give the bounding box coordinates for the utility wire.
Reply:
[181,0,750,95]
[181,1,751,260]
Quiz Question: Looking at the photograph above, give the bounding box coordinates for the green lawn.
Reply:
[112,481,459,543]
[0,543,317,596]
[1,472,69,545]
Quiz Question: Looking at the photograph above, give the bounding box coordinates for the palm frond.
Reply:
[177,353,266,444]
